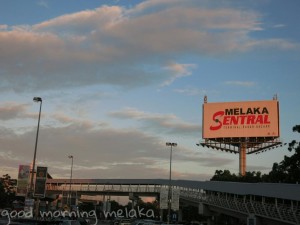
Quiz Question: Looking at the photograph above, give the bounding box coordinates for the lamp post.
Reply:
[166,142,177,224]
[68,155,73,208]
[29,97,42,198]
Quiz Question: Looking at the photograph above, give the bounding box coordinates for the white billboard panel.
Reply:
[34,166,47,198]
[203,100,279,138]
[17,165,30,196]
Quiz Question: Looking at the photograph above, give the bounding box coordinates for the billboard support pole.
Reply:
[239,143,246,176]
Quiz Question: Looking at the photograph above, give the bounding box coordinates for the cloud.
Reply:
[0,151,22,161]
[0,123,157,176]
[37,0,49,8]
[0,118,211,180]
[0,103,234,181]
[109,107,201,136]
[0,24,8,30]
[273,24,285,28]
[161,62,196,86]
[51,112,100,129]
[242,39,299,51]
[0,0,294,92]
[33,5,123,34]
[224,81,256,87]
[0,102,31,120]
[247,165,270,172]
[174,87,206,96]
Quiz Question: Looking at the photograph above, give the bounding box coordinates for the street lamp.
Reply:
[29,97,42,198]
[166,142,177,224]
[68,155,74,208]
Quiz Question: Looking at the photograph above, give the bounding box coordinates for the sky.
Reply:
[0,0,299,182]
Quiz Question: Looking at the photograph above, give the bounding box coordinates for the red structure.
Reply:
[199,95,282,175]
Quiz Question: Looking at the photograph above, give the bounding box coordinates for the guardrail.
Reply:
[181,189,300,225]
[46,183,164,193]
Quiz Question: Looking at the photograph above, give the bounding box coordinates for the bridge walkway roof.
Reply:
[47,178,300,201]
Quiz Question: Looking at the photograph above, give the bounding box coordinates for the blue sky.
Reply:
[0,0,299,181]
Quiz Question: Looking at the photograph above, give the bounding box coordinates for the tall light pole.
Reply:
[166,142,177,224]
[29,97,42,198]
[68,155,74,208]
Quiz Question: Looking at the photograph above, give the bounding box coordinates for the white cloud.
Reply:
[37,0,49,8]
[0,119,217,180]
[51,112,98,129]
[224,81,256,87]
[174,87,206,96]
[33,5,123,34]
[109,107,201,136]
[242,39,299,51]
[0,102,31,120]
[161,62,196,86]
[0,0,293,92]
[273,24,286,28]
[0,24,8,30]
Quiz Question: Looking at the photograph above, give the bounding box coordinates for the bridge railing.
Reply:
[181,189,300,225]
[47,182,300,224]
[46,183,164,194]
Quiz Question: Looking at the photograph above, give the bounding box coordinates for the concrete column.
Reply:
[178,209,182,222]
[160,209,164,221]
[207,216,215,225]
[34,198,40,218]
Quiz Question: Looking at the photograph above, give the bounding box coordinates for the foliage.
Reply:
[0,181,7,207]
[0,174,16,208]
[78,202,94,212]
[211,170,237,182]
[263,125,300,183]
[211,125,300,184]
[210,170,262,183]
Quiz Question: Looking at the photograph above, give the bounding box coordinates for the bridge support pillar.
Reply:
[206,216,215,225]
[178,209,182,222]
[247,214,262,225]
[239,143,246,176]
[160,209,164,221]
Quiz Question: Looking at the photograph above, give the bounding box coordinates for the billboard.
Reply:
[202,100,279,138]
[34,166,47,197]
[17,165,30,196]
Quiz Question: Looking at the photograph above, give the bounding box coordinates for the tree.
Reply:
[210,170,238,182]
[211,170,263,183]
[0,181,7,208]
[262,162,285,182]
[211,125,300,184]
[0,174,17,207]
[240,171,262,183]
[264,125,300,183]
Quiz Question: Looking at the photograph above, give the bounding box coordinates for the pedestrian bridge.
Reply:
[46,179,300,225]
